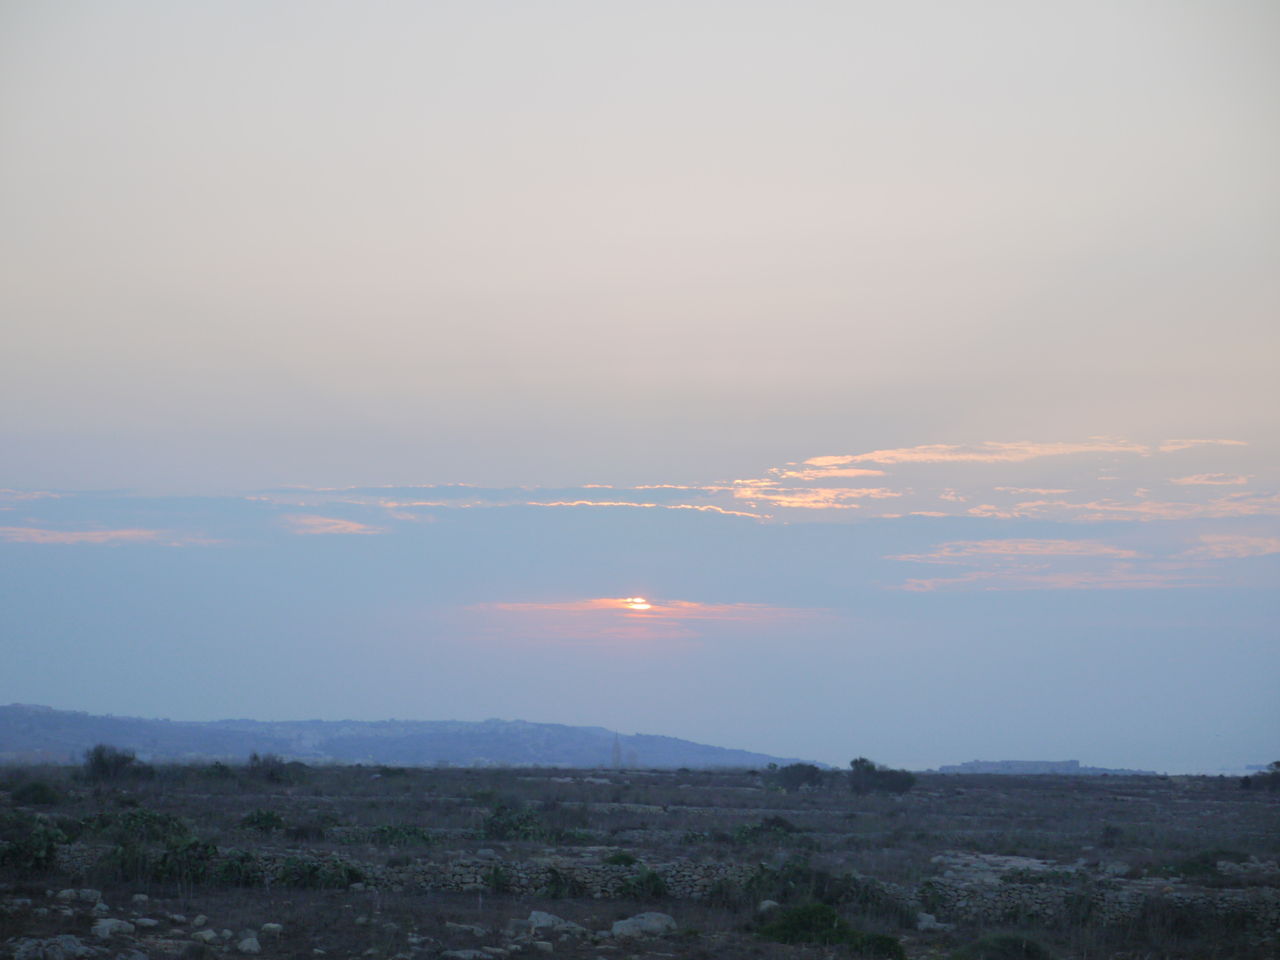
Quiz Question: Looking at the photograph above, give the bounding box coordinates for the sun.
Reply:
[621,596,652,611]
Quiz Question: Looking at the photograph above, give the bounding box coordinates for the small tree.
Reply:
[774,763,825,792]
[83,744,150,781]
[849,757,916,795]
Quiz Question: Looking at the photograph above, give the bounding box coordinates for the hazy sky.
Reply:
[2,2,1277,772]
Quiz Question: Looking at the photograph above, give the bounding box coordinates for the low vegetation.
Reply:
[1,746,1276,959]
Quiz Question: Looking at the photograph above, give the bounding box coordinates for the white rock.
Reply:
[131,895,149,906]
[192,931,218,944]
[77,890,102,903]
[56,890,77,902]
[756,900,780,914]
[260,923,284,937]
[134,919,159,928]
[191,915,205,927]
[610,912,676,938]
[237,937,261,954]
[91,919,135,938]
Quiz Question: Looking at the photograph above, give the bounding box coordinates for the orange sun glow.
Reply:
[621,596,652,611]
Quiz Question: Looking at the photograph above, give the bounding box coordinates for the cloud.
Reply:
[1170,474,1251,486]
[0,489,61,502]
[894,538,1140,565]
[842,438,1148,464]
[898,568,1198,592]
[281,514,386,535]
[0,526,164,545]
[1158,438,1249,453]
[1182,535,1280,560]
[994,487,1073,495]
[774,467,888,480]
[731,487,899,509]
[525,500,765,519]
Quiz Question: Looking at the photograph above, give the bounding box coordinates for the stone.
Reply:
[92,919,135,939]
[440,952,488,960]
[191,916,205,927]
[756,900,780,914]
[130,895,149,906]
[191,931,217,944]
[916,912,955,931]
[532,943,553,954]
[91,903,111,916]
[445,921,487,936]
[609,913,676,938]
[237,937,261,955]
[260,923,284,937]
[114,951,149,960]
[134,919,159,929]
[78,890,103,903]
[56,890,77,902]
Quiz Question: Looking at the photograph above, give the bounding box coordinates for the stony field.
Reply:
[2,762,1278,960]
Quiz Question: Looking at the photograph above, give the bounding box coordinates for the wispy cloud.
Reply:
[898,568,1199,592]
[1182,535,1280,560]
[731,487,900,510]
[1170,474,1251,486]
[524,500,765,519]
[840,438,1148,464]
[281,514,386,535]
[1158,438,1249,453]
[0,527,164,545]
[893,538,1140,564]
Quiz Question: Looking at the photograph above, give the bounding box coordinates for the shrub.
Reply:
[11,781,60,806]
[83,744,152,782]
[757,903,905,958]
[483,802,545,841]
[773,763,825,791]
[949,933,1055,960]
[368,823,435,846]
[604,851,638,866]
[620,867,669,900]
[247,753,304,784]
[239,809,286,833]
[484,864,513,893]
[0,810,66,874]
[848,757,916,794]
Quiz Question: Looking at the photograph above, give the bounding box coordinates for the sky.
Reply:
[1,2,1277,773]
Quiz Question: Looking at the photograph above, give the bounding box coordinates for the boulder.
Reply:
[756,900,780,914]
[91,920,134,939]
[260,923,284,937]
[78,890,102,903]
[130,895,149,907]
[610,912,677,938]
[12,935,94,960]
[237,937,261,955]
[191,931,217,944]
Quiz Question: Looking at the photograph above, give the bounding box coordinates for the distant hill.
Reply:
[0,704,811,769]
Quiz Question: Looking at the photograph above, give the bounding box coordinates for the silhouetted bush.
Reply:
[83,744,152,782]
[773,763,825,791]
[620,866,669,900]
[849,757,916,794]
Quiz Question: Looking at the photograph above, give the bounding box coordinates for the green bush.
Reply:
[604,851,638,866]
[773,763,825,791]
[0,810,66,874]
[11,781,60,806]
[483,802,545,841]
[949,933,1055,960]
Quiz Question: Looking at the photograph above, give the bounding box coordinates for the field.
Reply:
[2,760,1278,960]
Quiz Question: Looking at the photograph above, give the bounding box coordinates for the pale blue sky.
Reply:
[1,2,1276,771]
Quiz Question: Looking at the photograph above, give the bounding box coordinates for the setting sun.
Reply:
[621,597,652,611]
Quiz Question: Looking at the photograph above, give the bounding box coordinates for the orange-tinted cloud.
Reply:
[1158,438,1249,453]
[731,487,899,509]
[525,500,765,519]
[282,514,386,535]
[1182,535,1280,560]
[0,526,163,545]
[842,438,1147,464]
[1170,474,1251,486]
[774,467,888,480]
